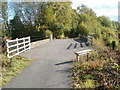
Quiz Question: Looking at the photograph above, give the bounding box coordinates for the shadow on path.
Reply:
[55,60,73,66]
[67,39,88,50]
[74,39,85,43]
[67,43,72,49]
[56,68,71,73]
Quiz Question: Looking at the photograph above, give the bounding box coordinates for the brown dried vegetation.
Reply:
[72,39,120,89]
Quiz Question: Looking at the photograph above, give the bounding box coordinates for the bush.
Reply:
[44,30,53,38]
[77,22,89,36]
[53,29,64,39]
[94,28,102,39]
[72,46,120,89]
[100,27,118,47]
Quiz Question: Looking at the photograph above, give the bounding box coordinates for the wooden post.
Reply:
[6,37,31,58]
[23,37,26,51]
[77,55,80,61]
[75,53,79,61]
[78,34,80,39]
[28,36,31,49]
[87,53,89,61]
[50,34,53,41]
[16,38,19,55]
[6,40,10,58]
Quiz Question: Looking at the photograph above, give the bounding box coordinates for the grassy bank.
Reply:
[72,39,120,89]
[0,54,33,87]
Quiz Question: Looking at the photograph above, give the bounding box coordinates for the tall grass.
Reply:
[0,54,32,87]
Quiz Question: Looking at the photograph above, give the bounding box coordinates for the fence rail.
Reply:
[6,36,31,58]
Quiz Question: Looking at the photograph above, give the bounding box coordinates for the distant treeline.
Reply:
[0,2,120,47]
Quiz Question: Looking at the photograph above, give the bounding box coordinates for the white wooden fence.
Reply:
[6,36,31,58]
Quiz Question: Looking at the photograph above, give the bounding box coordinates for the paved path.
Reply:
[4,39,91,88]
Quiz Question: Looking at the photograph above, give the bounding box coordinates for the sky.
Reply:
[6,0,119,22]
[71,0,119,22]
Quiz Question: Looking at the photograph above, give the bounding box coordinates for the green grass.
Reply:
[0,54,33,87]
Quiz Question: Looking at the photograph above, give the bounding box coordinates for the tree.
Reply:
[10,14,25,39]
[98,16,112,27]
[77,22,89,36]
[77,4,96,17]
[41,2,75,38]
[0,2,10,38]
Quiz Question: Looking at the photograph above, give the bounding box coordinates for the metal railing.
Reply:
[6,36,31,58]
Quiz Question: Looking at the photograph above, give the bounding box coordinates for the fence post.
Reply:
[16,38,19,55]
[6,40,10,58]
[23,37,26,51]
[28,36,31,49]
[6,37,31,58]
[50,34,53,41]
[78,34,80,38]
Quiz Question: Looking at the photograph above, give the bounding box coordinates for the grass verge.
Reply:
[0,54,33,87]
[72,39,120,89]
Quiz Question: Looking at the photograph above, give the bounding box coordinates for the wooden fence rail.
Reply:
[6,36,31,58]
[79,34,93,45]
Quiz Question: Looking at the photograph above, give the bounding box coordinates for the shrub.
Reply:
[77,22,89,36]
[72,38,120,89]
[101,27,118,46]
[44,30,53,38]
[53,29,64,39]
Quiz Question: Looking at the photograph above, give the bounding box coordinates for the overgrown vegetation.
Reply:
[0,54,33,87]
[72,39,120,89]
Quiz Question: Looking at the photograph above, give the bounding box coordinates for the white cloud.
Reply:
[72,0,118,9]
[71,0,119,21]
[95,8,118,16]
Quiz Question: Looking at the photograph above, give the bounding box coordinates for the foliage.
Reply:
[77,4,96,18]
[10,15,26,39]
[1,2,120,88]
[77,22,89,36]
[98,16,112,27]
[76,4,119,49]
[101,27,118,46]
[0,2,10,38]
[44,30,53,38]
[1,2,119,51]
[72,39,120,89]
[0,54,32,87]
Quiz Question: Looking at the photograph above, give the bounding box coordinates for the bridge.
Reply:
[4,39,91,88]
